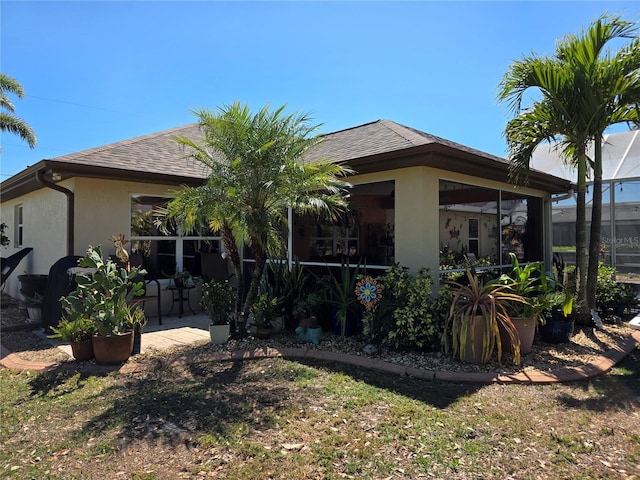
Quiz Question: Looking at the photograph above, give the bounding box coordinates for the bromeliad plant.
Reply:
[443,270,528,365]
[62,245,147,336]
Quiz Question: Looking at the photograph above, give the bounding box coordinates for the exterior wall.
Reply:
[73,178,184,317]
[0,184,69,298]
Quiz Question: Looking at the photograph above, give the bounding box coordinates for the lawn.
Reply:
[1,349,639,480]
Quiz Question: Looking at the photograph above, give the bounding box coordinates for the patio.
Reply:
[37,312,212,357]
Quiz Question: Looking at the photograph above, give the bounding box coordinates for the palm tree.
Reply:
[497,14,640,313]
[0,73,36,148]
[162,102,352,332]
[556,18,640,307]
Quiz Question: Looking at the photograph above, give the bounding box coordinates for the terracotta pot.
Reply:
[92,332,134,365]
[500,317,536,355]
[70,340,94,362]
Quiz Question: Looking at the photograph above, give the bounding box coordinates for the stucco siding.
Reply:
[73,177,177,258]
[0,186,68,298]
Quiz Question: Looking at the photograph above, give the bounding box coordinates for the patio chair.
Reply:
[127,253,163,325]
[200,252,236,284]
[41,255,82,332]
[0,247,33,287]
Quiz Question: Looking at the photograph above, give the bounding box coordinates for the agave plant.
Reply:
[443,270,528,365]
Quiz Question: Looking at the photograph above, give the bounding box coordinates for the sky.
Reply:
[1,1,638,180]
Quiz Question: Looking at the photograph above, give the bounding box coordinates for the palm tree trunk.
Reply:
[242,240,267,323]
[587,138,603,310]
[220,223,244,333]
[575,152,588,313]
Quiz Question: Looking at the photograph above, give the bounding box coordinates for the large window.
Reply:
[439,180,543,271]
[291,181,395,267]
[130,195,222,278]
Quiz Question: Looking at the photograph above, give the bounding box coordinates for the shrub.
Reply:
[596,264,637,316]
[362,265,447,351]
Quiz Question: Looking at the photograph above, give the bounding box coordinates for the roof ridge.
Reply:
[320,119,384,138]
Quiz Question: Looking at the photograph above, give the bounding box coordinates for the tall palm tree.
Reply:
[556,18,640,307]
[162,102,352,332]
[0,73,36,148]
[497,14,640,313]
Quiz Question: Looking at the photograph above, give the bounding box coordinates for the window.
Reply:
[130,195,222,278]
[439,180,543,271]
[14,205,23,247]
[291,180,395,267]
[468,218,479,258]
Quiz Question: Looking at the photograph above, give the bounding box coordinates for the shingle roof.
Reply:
[50,123,210,179]
[306,119,507,165]
[1,118,571,201]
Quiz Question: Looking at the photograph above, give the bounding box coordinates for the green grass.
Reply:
[1,350,639,479]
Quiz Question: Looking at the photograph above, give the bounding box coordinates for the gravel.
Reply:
[2,293,637,375]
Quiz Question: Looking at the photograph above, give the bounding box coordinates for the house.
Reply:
[1,119,572,316]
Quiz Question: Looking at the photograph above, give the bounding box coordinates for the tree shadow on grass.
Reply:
[294,357,483,409]
[555,348,640,412]
[60,359,305,449]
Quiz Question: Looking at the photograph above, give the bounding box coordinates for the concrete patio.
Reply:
[35,312,213,357]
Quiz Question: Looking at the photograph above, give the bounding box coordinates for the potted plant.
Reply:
[324,260,361,337]
[171,269,192,288]
[127,305,147,354]
[293,293,323,345]
[539,291,575,344]
[201,280,237,344]
[48,316,97,361]
[63,245,146,365]
[251,293,278,339]
[496,253,557,354]
[443,270,527,365]
[17,273,48,322]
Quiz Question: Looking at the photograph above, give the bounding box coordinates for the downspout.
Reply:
[36,170,74,256]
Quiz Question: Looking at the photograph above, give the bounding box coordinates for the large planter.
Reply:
[209,324,230,344]
[70,340,94,362]
[499,317,536,355]
[92,331,134,365]
[539,319,574,344]
[463,316,487,364]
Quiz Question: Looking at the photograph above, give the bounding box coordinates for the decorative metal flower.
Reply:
[355,276,382,308]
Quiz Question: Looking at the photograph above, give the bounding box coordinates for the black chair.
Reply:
[127,253,163,325]
[200,252,236,285]
[41,255,82,332]
[1,248,33,287]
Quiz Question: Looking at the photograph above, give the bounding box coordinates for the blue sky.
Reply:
[1,1,638,180]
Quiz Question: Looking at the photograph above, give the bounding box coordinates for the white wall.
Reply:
[0,183,69,298]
